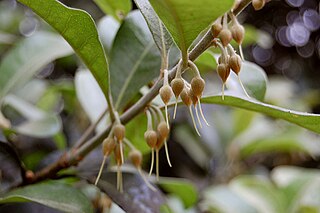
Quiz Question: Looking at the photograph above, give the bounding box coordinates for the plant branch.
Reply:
[26,0,252,184]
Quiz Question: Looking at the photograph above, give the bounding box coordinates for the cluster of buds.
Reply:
[144,106,170,181]
[159,60,209,137]
[95,115,155,192]
[211,12,249,99]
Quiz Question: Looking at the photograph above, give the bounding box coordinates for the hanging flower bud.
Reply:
[217,63,231,83]
[231,23,245,45]
[219,29,232,47]
[114,124,125,142]
[191,77,205,98]
[157,121,170,139]
[102,137,116,157]
[171,78,184,98]
[252,0,265,10]
[211,22,223,38]
[180,88,192,106]
[229,54,242,75]
[159,85,173,104]
[144,130,158,148]
[114,144,123,166]
[188,89,199,106]
[129,149,142,168]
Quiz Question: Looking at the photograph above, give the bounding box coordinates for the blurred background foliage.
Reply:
[0,0,320,212]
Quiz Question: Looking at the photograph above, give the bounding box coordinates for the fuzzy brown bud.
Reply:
[171,78,184,98]
[159,85,173,104]
[217,63,230,83]
[219,29,232,47]
[144,130,157,148]
[229,54,242,75]
[252,0,265,10]
[157,121,169,139]
[188,89,198,105]
[191,77,205,98]
[231,24,245,45]
[211,22,223,38]
[102,137,116,156]
[156,133,165,149]
[180,88,192,106]
[114,124,125,141]
[129,149,142,168]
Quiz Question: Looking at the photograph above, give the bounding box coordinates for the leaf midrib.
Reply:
[115,41,154,109]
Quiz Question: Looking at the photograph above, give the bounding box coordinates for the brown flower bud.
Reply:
[114,144,122,166]
[188,89,198,105]
[217,63,230,83]
[219,29,232,46]
[231,24,245,45]
[191,77,205,98]
[144,130,157,148]
[211,22,223,38]
[114,124,125,141]
[229,54,242,75]
[157,121,169,139]
[159,85,173,104]
[102,137,116,156]
[180,88,192,106]
[252,0,265,10]
[171,78,184,98]
[129,149,142,168]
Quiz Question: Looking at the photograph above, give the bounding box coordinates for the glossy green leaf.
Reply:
[94,0,132,22]
[195,50,217,73]
[110,11,161,110]
[0,181,93,213]
[227,61,268,101]
[18,0,110,99]
[158,178,198,208]
[134,0,173,54]
[201,94,320,134]
[0,32,72,101]
[96,171,165,213]
[149,0,234,57]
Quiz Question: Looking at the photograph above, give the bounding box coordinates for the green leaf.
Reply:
[94,0,132,22]
[227,61,268,101]
[18,0,110,99]
[195,50,217,74]
[230,176,287,213]
[134,0,173,54]
[201,94,320,134]
[98,16,120,53]
[96,171,165,213]
[110,11,161,110]
[158,178,198,208]
[3,95,61,137]
[0,181,93,213]
[75,70,108,133]
[0,31,72,101]
[201,185,257,213]
[125,113,150,154]
[149,0,234,57]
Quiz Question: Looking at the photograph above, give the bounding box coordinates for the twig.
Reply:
[25,0,252,184]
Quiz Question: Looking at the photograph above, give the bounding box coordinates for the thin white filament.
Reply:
[173,100,178,119]
[149,148,154,176]
[156,149,159,181]
[138,168,157,191]
[238,75,250,98]
[164,140,172,167]
[165,104,169,128]
[94,156,107,185]
[198,100,210,126]
[189,106,201,136]
[194,105,203,128]
[222,83,225,100]
[119,141,124,164]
